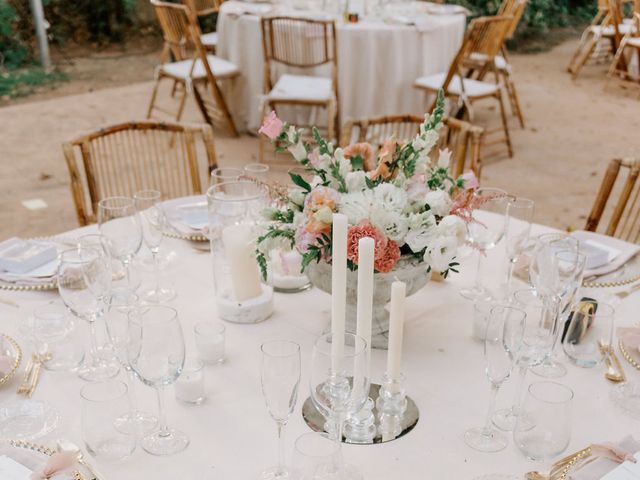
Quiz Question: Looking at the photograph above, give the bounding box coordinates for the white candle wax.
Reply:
[175,370,205,404]
[331,213,348,370]
[222,224,262,302]
[268,249,310,290]
[387,281,407,380]
[195,335,225,364]
[356,237,374,353]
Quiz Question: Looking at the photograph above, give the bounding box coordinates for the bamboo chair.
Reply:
[183,0,223,53]
[608,12,640,83]
[339,115,484,180]
[585,158,640,242]
[414,15,514,159]
[567,0,634,78]
[260,17,339,162]
[63,121,217,226]
[147,0,239,136]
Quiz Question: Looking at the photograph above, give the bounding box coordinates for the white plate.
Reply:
[0,400,61,441]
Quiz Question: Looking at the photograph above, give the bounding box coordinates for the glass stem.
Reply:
[276,421,286,474]
[152,249,160,295]
[511,365,528,415]
[127,369,139,412]
[156,386,169,437]
[482,384,500,436]
[88,319,100,367]
[506,257,516,295]
[123,258,131,288]
[474,250,485,292]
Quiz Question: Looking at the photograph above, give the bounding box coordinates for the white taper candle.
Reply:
[356,237,374,354]
[331,213,348,370]
[387,280,407,380]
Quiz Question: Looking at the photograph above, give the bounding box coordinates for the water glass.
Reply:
[244,163,270,183]
[563,302,614,368]
[81,380,136,462]
[210,167,243,186]
[514,381,573,461]
[32,303,84,372]
[175,358,206,405]
[194,321,226,365]
[291,432,340,480]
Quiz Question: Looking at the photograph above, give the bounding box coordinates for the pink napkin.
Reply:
[569,436,639,480]
[0,353,14,374]
[30,452,77,480]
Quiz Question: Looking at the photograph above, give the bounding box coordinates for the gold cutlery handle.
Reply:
[609,348,627,382]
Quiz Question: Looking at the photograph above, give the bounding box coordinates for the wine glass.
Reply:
[260,340,301,480]
[105,290,157,435]
[58,247,119,382]
[464,305,526,452]
[127,305,188,456]
[78,233,129,288]
[134,190,176,303]
[460,188,510,301]
[504,198,535,295]
[493,288,560,432]
[310,333,369,480]
[98,196,142,291]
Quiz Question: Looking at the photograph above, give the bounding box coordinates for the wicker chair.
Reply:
[63,121,217,226]
[183,0,223,53]
[414,15,514,159]
[585,157,640,242]
[147,0,239,136]
[260,16,339,162]
[340,114,484,180]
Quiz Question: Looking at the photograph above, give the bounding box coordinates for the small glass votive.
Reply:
[175,358,206,405]
[210,167,242,186]
[33,303,85,372]
[244,163,269,183]
[194,321,226,365]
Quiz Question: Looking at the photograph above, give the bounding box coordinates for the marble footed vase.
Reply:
[307,258,431,349]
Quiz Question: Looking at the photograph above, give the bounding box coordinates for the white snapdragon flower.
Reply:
[437,149,452,169]
[412,135,427,151]
[339,190,373,225]
[285,125,297,143]
[370,208,408,243]
[423,236,458,272]
[287,141,307,161]
[425,189,452,217]
[373,183,408,213]
[288,188,306,210]
[310,175,324,188]
[345,170,367,192]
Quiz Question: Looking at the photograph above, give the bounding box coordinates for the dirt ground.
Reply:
[1,37,639,239]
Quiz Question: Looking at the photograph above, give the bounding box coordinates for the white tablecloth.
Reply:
[216,2,466,132]
[0,215,638,480]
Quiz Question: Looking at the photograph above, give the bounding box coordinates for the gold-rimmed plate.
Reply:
[0,440,88,480]
[619,337,640,371]
[0,334,22,387]
[0,280,57,292]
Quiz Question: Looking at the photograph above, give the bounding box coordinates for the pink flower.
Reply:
[346,221,388,265]
[303,186,340,234]
[375,239,401,273]
[308,147,322,168]
[370,139,398,181]
[343,143,376,171]
[295,223,319,254]
[258,111,284,140]
[461,170,479,190]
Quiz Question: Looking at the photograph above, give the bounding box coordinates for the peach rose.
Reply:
[303,186,339,234]
[343,142,376,172]
[369,139,398,181]
[374,239,401,273]
[346,220,388,265]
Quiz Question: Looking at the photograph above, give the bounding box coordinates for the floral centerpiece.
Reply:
[256,91,478,348]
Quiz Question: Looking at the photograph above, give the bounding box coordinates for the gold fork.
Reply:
[16,354,35,395]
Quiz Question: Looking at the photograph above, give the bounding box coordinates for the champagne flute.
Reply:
[465,305,526,452]
[98,197,142,291]
[127,305,188,456]
[58,247,119,382]
[260,340,301,480]
[460,188,510,301]
[134,190,176,303]
[504,198,535,295]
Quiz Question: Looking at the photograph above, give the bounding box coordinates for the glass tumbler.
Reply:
[81,380,136,462]
[563,302,614,368]
[194,321,226,365]
[291,432,340,480]
[513,381,573,461]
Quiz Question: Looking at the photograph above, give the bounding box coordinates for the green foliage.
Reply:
[0,2,29,68]
[0,67,67,98]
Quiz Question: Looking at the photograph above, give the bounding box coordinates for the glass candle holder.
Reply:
[267,249,311,293]
[175,358,206,405]
[207,180,274,324]
[194,321,226,365]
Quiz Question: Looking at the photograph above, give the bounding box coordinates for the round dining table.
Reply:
[0,211,638,479]
[216,1,467,133]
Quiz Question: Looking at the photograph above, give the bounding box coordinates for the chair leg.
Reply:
[175,88,188,123]
[570,36,599,78]
[147,76,162,119]
[496,93,513,158]
[327,100,336,145]
[503,71,525,129]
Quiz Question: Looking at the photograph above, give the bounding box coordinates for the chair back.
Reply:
[63,121,217,226]
[498,0,528,39]
[261,17,338,92]
[340,115,483,180]
[184,0,222,16]
[607,0,624,43]
[585,158,640,242]
[152,0,194,62]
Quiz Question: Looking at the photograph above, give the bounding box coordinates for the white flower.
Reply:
[412,136,427,151]
[345,171,367,192]
[425,189,452,217]
[437,215,466,244]
[287,141,307,161]
[437,149,452,169]
[310,175,324,188]
[370,208,408,243]
[373,183,408,213]
[423,236,458,272]
[285,125,297,143]
[288,188,306,210]
[257,231,291,255]
[339,190,373,225]
[334,147,345,164]
[314,205,334,224]
[391,172,408,189]
[407,211,436,230]
[339,157,352,179]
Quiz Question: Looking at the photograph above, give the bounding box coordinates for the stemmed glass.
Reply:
[464,305,526,452]
[460,188,510,301]
[105,290,158,435]
[493,289,560,432]
[504,198,535,295]
[134,190,176,303]
[127,305,188,455]
[98,197,142,291]
[310,333,369,480]
[58,247,119,382]
[260,340,301,480]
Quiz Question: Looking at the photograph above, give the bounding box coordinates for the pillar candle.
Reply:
[356,237,374,353]
[331,213,348,370]
[222,224,262,302]
[386,281,407,380]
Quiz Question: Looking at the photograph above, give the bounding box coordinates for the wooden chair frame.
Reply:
[147,0,239,136]
[260,16,339,163]
[339,114,484,180]
[183,0,221,53]
[608,12,640,83]
[63,120,217,226]
[585,157,640,242]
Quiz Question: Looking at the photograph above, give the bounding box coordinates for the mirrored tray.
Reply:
[302,383,419,445]
[0,440,89,480]
[0,335,22,387]
[583,254,640,288]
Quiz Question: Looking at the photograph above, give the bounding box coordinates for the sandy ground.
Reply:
[1,37,639,239]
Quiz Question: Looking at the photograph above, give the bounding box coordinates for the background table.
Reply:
[216,1,466,132]
[0,215,638,479]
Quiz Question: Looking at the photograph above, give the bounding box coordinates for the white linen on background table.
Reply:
[0,214,638,480]
[216,2,466,133]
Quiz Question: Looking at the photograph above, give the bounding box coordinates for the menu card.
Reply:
[0,455,31,480]
[602,452,640,480]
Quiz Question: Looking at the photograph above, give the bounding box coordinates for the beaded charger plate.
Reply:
[0,279,57,292]
[0,440,89,480]
[0,335,22,387]
[582,254,640,288]
[162,195,210,243]
[301,383,419,445]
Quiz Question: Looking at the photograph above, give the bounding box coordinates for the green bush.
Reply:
[0,1,29,68]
